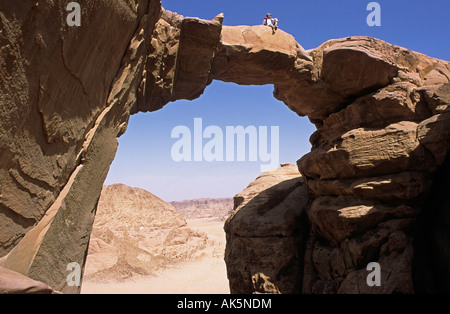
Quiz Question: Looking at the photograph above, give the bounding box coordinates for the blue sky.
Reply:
[104,0,450,201]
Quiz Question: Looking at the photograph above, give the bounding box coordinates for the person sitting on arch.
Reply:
[263,13,278,32]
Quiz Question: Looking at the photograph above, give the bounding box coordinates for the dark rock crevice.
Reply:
[413,153,450,293]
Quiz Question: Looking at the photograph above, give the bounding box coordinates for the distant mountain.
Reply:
[171,198,234,221]
[84,184,221,282]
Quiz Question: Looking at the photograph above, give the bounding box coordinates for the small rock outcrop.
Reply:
[0,0,449,293]
[0,266,57,294]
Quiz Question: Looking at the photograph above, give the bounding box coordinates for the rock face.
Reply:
[83,184,216,282]
[213,26,450,294]
[224,164,308,294]
[0,0,449,293]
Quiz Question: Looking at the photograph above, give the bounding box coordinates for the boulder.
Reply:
[224,164,309,294]
[0,266,56,294]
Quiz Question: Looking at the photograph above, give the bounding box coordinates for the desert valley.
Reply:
[81,184,232,294]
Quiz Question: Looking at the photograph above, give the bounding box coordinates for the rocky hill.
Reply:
[83,184,220,282]
[171,198,233,221]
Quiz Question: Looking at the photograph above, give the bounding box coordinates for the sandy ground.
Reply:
[187,219,227,242]
[81,219,230,294]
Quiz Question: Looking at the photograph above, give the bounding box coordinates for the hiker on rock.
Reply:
[263,13,278,32]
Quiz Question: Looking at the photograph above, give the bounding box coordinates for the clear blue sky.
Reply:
[104,0,450,201]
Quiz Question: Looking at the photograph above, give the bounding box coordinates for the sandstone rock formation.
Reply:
[83,184,217,282]
[224,164,308,294]
[171,198,233,221]
[0,0,449,294]
[295,43,450,294]
[215,29,449,293]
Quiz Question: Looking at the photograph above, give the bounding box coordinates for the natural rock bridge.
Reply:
[0,0,449,293]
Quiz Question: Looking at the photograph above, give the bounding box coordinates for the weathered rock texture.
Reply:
[224,164,308,294]
[0,0,163,293]
[0,0,449,293]
[215,29,449,293]
[414,153,450,293]
[296,42,450,294]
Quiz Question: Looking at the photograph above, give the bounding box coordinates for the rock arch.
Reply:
[0,0,449,293]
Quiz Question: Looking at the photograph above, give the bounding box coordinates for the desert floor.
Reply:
[81,219,230,294]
